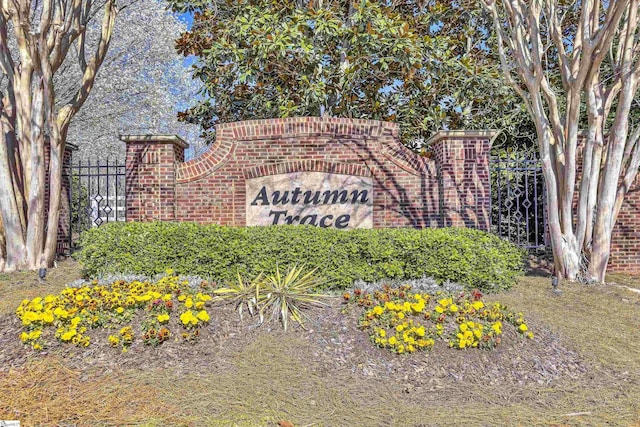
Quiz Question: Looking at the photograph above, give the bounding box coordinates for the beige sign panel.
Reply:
[246,172,373,229]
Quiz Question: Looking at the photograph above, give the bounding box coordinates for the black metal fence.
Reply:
[490,155,548,250]
[63,159,126,249]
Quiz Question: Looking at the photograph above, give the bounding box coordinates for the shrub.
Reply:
[76,222,525,292]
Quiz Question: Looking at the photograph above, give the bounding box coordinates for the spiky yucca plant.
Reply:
[257,265,327,331]
[213,271,262,321]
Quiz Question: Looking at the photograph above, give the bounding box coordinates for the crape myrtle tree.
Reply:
[63,0,203,161]
[480,0,640,282]
[169,0,529,147]
[0,0,127,271]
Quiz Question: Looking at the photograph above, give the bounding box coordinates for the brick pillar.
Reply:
[43,141,77,256]
[428,131,496,231]
[121,135,188,222]
[57,143,77,255]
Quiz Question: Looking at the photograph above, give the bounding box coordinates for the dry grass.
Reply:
[492,276,640,371]
[149,334,640,426]
[0,356,181,426]
[1,262,640,426]
[0,260,82,316]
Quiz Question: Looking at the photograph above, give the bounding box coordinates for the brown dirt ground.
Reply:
[1,260,639,427]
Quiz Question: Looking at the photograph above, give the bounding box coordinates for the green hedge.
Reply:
[76,222,525,292]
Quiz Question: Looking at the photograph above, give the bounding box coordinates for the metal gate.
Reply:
[63,159,126,249]
[490,155,548,250]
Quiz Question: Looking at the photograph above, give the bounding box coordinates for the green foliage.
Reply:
[77,222,525,292]
[213,271,260,321]
[171,0,529,147]
[257,265,326,331]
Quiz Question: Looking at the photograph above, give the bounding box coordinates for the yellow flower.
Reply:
[449,304,458,313]
[157,313,170,323]
[396,324,405,332]
[388,336,397,345]
[22,311,39,325]
[116,307,124,314]
[438,298,451,307]
[402,302,412,312]
[435,306,444,314]
[61,329,77,341]
[527,332,534,339]
[397,312,405,320]
[20,332,29,342]
[460,323,468,332]
[42,311,54,323]
[397,345,405,354]
[372,306,384,316]
[195,301,205,310]
[196,310,210,322]
[519,323,528,332]
[180,310,198,326]
[411,302,425,313]
[33,343,43,351]
[379,329,386,338]
[491,321,502,334]
[178,295,186,302]
[196,293,212,302]
[108,335,120,347]
[162,294,172,301]
[416,326,425,337]
[472,301,484,310]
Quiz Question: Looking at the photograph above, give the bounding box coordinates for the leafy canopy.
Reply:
[171,0,526,146]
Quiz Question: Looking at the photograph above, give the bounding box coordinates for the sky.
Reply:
[178,12,194,30]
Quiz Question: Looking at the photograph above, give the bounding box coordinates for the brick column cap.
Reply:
[65,142,79,151]
[425,130,498,146]
[119,134,189,149]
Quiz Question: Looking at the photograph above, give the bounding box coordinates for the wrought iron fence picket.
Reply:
[490,155,548,250]
[62,159,126,250]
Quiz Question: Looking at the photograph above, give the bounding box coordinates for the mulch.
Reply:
[0,297,591,391]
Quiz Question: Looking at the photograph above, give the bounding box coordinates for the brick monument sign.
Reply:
[121,117,495,231]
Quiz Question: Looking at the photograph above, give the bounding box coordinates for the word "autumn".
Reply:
[250,186,370,228]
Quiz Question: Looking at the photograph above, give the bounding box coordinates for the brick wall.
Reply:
[123,118,495,230]
[607,177,640,272]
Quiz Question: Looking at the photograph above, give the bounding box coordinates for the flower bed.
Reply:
[344,285,533,354]
[14,269,533,356]
[15,271,214,351]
